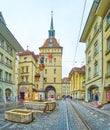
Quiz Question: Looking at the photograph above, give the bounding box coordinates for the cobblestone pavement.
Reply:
[0,100,110,130]
[0,100,86,130]
[71,100,110,130]
[0,100,68,130]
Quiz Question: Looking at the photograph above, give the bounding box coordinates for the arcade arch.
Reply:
[45,86,56,99]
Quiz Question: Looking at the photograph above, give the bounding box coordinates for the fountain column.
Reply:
[39,54,45,100]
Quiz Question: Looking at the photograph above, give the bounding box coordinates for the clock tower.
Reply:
[39,11,63,99]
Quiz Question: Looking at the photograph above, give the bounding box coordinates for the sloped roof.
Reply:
[69,65,85,75]
[18,50,38,61]
[39,38,62,48]
[62,77,70,83]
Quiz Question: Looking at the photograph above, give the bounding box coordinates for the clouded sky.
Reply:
[0,0,93,77]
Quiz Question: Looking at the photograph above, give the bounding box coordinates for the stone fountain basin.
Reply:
[24,100,56,113]
[4,109,35,124]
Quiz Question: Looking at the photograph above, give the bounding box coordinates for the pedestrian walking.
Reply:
[94,93,99,106]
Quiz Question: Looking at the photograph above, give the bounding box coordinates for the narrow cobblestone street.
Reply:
[0,100,110,130]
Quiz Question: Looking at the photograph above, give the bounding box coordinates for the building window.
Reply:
[44,77,47,82]
[26,76,28,82]
[88,36,91,43]
[45,69,47,74]
[0,39,4,47]
[5,72,8,81]
[9,60,12,67]
[54,69,56,74]
[45,58,47,63]
[21,76,24,82]
[94,22,98,34]
[88,67,91,80]
[9,73,11,82]
[24,57,27,61]
[94,41,98,55]
[107,38,110,51]
[0,41,2,46]
[107,61,110,76]
[54,58,56,62]
[22,67,24,73]
[94,61,98,76]
[5,57,8,65]
[107,14,110,25]
[54,77,56,83]
[26,66,28,72]
[0,69,3,80]
[88,51,91,63]
[0,53,3,62]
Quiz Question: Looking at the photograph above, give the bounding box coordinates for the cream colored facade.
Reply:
[61,77,70,97]
[69,66,85,99]
[0,12,24,102]
[39,12,63,99]
[80,0,110,103]
[96,0,110,103]
[39,47,62,99]
[18,50,38,100]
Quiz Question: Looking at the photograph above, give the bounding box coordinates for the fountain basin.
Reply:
[24,100,56,113]
[5,109,35,123]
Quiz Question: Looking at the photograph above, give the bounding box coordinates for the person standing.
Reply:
[94,93,99,106]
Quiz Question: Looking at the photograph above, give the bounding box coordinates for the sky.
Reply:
[0,0,94,77]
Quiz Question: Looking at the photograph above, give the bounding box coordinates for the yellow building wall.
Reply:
[80,0,110,103]
[40,47,62,99]
[18,54,38,92]
[102,7,110,103]
[70,71,85,99]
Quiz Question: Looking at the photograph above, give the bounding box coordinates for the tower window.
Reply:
[54,77,56,83]
[54,69,56,74]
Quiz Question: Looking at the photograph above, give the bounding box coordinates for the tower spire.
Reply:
[48,11,55,38]
[50,11,53,30]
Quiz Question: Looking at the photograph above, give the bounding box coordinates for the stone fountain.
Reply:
[4,53,56,124]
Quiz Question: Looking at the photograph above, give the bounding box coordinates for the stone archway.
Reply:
[5,88,11,101]
[45,86,56,99]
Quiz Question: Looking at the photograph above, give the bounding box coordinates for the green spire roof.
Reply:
[48,11,55,38]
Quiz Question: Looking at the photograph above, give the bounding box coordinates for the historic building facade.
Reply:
[39,12,63,99]
[61,77,70,97]
[0,12,24,102]
[69,66,85,100]
[80,0,110,103]
[96,0,110,103]
[18,50,39,100]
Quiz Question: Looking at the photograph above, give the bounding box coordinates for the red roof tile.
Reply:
[39,38,62,48]
[18,50,38,61]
